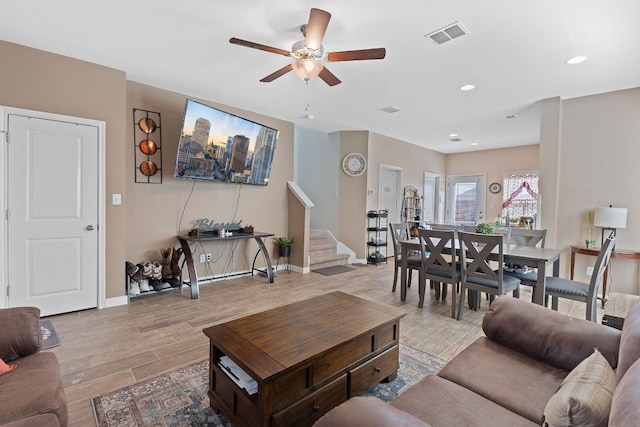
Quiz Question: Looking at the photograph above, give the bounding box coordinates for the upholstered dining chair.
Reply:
[503,228,547,300]
[456,231,521,320]
[544,236,615,322]
[417,228,461,317]
[389,223,420,292]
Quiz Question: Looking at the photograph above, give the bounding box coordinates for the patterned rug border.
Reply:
[91,343,446,427]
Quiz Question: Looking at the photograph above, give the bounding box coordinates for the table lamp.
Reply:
[593,206,627,247]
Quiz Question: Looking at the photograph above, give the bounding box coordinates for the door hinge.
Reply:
[6,286,9,297]
[5,209,9,221]
[2,130,8,143]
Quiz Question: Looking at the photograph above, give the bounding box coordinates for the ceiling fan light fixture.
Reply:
[292,58,324,80]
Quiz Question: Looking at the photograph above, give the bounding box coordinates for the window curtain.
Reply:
[502,172,539,222]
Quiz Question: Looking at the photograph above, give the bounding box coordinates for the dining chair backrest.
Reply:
[509,228,547,248]
[417,228,457,274]
[588,236,616,297]
[389,223,410,255]
[429,223,464,231]
[458,231,506,292]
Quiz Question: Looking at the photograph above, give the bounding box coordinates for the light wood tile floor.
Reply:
[44,262,602,426]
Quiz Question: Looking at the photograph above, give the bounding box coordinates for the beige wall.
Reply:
[126,82,295,281]
[367,132,446,208]
[0,40,294,303]
[549,88,640,293]
[446,145,540,222]
[338,131,369,258]
[0,40,127,300]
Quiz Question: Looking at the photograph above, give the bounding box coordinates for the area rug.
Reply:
[312,265,356,276]
[92,343,446,427]
[41,319,60,350]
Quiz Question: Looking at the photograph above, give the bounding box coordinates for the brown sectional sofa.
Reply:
[315,296,640,427]
[0,307,67,427]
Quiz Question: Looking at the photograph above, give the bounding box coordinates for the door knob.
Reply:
[86,225,95,231]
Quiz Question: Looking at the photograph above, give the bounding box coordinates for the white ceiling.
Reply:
[3,0,639,154]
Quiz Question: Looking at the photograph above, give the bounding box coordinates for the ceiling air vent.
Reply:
[425,21,469,46]
[380,105,400,114]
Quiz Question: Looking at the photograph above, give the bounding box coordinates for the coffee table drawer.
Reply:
[272,375,347,427]
[349,345,399,396]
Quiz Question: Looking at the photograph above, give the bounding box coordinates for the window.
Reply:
[502,171,539,226]
[447,174,486,224]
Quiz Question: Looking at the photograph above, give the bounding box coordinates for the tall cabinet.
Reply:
[367,210,388,265]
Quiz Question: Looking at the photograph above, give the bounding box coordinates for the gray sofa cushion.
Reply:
[392,374,538,427]
[437,336,566,423]
[483,296,621,371]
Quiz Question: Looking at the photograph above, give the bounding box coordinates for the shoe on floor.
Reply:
[129,281,140,296]
[139,279,150,292]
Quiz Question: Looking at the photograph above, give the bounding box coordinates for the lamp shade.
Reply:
[292,59,324,80]
[593,206,627,229]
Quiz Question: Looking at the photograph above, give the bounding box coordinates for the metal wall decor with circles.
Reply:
[133,108,162,183]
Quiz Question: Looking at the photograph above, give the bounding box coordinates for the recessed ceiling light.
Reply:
[449,133,458,138]
[506,114,518,119]
[460,84,475,91]
[470,142,479,146]
[566,55,587,65]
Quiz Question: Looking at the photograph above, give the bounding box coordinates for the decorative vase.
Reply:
[585,239,595,249]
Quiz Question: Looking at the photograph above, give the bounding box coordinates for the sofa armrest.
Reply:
[0,307,42,362]
[483,297,621,371]
[313,397,431,427]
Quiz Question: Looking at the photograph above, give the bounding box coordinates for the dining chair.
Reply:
[544,236,615,322]
[503,228,547,300]
[389,223,420,292]
[417,228,461,317]
[456,231,521,320]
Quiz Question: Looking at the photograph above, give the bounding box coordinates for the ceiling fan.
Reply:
[229,8,386,87]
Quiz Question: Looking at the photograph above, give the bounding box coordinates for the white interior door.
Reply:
[6,114,99,316]
[378,166,401,223]
[446,174,486,224]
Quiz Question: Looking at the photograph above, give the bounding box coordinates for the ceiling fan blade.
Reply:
[260,64,294,82]
[229,37,291,57]
[318,66,341,87]
[305,8,331,51]
[327,48,386,62]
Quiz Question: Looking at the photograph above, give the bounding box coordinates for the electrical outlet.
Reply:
[206,253,212,262]
[586,266,594,276]
[199,254,206,263]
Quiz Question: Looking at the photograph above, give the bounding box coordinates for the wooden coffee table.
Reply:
[203,291,406,427]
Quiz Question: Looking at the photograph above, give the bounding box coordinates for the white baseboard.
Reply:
[105,295,128,308]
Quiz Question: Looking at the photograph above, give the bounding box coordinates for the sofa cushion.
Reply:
[437,336,566,423]
[0,352,67,426]
[483,296,620,371]
[616,298,640,382]
[391,374,538,427]
[0,307,42,362]
[542,349,616,427]
[312,396,431,427]
[609,357,640,427]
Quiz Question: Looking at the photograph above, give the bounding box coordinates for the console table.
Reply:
[570,245,640,308]
[177,231,274,299]
[203,291,405,427]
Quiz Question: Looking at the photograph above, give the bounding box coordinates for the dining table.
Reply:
[399,237,563,306]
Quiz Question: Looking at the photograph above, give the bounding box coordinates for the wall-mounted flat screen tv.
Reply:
[174,99,279,186]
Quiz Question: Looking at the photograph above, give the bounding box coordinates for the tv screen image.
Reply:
[174,99,279,186]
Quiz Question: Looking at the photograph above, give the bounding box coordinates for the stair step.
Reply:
[311,253,350,270]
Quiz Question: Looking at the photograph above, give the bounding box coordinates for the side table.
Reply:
[602,292,640,330]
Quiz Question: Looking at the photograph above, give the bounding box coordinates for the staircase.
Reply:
[310,230,350,270]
